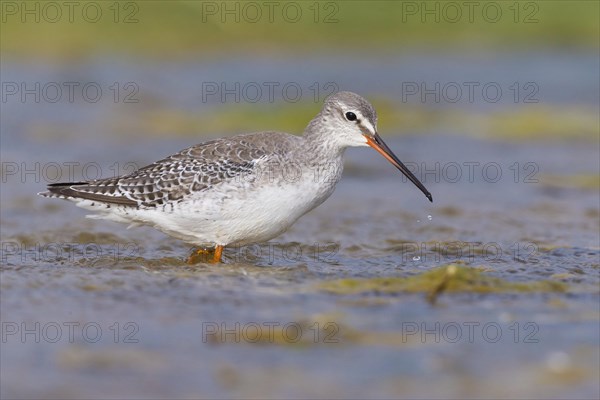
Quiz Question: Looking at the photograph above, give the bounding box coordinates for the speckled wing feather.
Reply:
[41,133,292,208]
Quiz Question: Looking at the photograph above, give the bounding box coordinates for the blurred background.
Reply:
[1,1,599,399]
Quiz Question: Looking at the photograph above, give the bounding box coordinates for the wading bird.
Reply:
[40,92,432,263]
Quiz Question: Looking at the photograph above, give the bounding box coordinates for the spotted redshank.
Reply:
[40,92,432,263]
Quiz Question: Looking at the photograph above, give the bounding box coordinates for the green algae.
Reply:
[539,174,600,190]
[2,2,597,60]
[203,315,345,348]
[92,101,600,143]
[202,314,423,348]
[58,346,164,371]
[484,106,600,142]
[319,265,568,299]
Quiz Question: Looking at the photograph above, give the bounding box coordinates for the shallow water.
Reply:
[1,56,599,399]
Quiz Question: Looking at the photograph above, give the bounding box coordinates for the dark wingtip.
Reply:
[47,181,88,187]
[43,182,89,198]
[426,193,433,202]
[41,180,138,207]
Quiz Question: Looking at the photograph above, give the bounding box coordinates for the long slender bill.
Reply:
[364,133,433,202]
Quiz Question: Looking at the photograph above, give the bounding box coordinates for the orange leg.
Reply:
[212,245,224,263]
[187,245,224,264]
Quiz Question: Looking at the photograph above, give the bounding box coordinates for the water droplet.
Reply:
[417,219,421,223]
[412,256,421,261]
[427,215,432,221]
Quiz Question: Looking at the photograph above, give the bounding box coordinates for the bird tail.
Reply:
[38,181,137,206]
[38,182,91,200]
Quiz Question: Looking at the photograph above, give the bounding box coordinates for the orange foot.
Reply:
[187,245,224,264]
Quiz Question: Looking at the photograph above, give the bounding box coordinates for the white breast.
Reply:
[123,159,345,247]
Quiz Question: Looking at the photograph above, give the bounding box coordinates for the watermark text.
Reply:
[1,1,139,23]
[2,321,140,343]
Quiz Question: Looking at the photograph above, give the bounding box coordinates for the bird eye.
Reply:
[345,112,357,121]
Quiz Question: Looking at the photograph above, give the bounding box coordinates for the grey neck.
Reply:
[300,112,346,164]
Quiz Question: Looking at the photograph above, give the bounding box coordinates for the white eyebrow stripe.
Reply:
[358,117,376,135]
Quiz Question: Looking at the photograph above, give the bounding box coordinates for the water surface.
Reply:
[1,56,599,399]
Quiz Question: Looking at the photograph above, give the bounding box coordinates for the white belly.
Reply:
[122,164,343,246]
